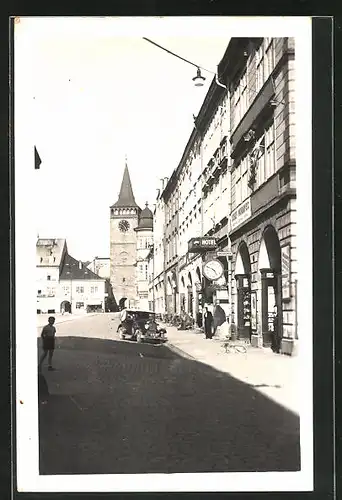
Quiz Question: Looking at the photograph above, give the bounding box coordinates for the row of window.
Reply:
[138,237,153,249]
[232,38,275,131]
[234,121,276,209]
[138,263,149,281]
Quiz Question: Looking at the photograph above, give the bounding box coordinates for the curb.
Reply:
[165,341,197,361]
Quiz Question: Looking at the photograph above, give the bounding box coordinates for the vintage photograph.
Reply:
[14,17,313,493]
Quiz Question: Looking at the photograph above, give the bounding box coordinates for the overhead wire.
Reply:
[142,37,286,106]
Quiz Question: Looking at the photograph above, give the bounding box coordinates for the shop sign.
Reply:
[188,237,217,253]
[281,245,291,299]
[231,198,251,231]
[217,250,233,258]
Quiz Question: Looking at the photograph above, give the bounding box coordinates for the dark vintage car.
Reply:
[117,309,167,344]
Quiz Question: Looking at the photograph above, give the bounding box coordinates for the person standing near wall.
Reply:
[203,306,214,339]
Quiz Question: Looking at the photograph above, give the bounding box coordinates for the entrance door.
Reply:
[235,274,251,340]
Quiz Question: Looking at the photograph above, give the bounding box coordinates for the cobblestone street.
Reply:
[38,313,300,475]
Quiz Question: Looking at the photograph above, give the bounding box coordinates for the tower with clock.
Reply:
[109,161,141,309]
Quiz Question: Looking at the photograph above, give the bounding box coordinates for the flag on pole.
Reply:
[34,146,42,170]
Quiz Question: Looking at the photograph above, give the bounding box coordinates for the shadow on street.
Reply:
[38,336,300,475]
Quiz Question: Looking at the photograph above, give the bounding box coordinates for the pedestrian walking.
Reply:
[38,316,57,371]
[203,306,214,339]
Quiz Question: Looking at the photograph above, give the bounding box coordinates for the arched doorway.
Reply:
[171,271,178,314]
[187,272,193,316]
[235,241,251,340]
[166,276,173,314]
[119,297,127,310]
[180,276,186,312]
[60,300,71,314]
[258,225,282,349]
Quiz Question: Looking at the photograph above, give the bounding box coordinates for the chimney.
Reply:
[79,261,82,270]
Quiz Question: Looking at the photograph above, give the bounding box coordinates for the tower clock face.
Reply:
[118,219,130,232]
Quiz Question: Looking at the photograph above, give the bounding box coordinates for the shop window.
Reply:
[76,302,84,309]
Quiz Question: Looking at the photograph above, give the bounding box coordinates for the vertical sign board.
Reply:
[281,245,291,299]
[251,290,257,331]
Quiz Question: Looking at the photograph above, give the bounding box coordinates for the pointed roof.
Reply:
[111,161,140,209]
[136,202,153,231]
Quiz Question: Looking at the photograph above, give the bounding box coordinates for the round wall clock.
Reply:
[118,219,130,232]
[203,259,224,281]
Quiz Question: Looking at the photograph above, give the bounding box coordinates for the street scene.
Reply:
[16,16,308,482]
[38,313,300,475]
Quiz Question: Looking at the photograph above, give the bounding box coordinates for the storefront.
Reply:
[230,199,297,354]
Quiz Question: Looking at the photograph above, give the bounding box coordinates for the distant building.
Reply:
[59,254,106,314]
[134,203,153,310]
[36,238,68,314]
[36,238,106,315]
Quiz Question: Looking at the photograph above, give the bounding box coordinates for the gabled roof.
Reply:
[111,163,140,209]
[60,253,103,280]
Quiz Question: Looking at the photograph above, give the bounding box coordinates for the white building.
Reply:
[152,180,167,315]
[134,203,153,310]
[59,254,106,314]
[36,238,106,315]
[36,238,68,314]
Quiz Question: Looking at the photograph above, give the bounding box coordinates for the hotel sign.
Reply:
[188,237,217,253]
[231,198,251,231]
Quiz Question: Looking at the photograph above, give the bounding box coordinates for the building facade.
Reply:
[36,238,68,314]
[150,37,297,355]
[152,179,167,315]
[59,254,106,313]
[220,37,297,354]
[135,203,153,310]
[36,238,106,314]
[162,172,179,315]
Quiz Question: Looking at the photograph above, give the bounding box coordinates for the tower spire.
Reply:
[112,157,140,208]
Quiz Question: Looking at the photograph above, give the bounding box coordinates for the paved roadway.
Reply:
[38,313,300,475]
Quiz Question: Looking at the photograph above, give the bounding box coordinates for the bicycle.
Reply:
[222,339,248,354]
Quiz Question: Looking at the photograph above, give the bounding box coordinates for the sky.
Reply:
[15,17,230,260]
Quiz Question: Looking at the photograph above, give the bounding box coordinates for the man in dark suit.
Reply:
[203,306,214,339]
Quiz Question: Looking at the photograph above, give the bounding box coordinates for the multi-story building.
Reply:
[219,37,297,354]
[152,179,167,314]
[59,254,106,313]
[194,79,231,322]
[134,203,153,310]
[36,238,106,314]
[36,238,68,314]
[162,172,179,314]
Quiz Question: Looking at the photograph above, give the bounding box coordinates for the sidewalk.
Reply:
[164,324,299,415]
